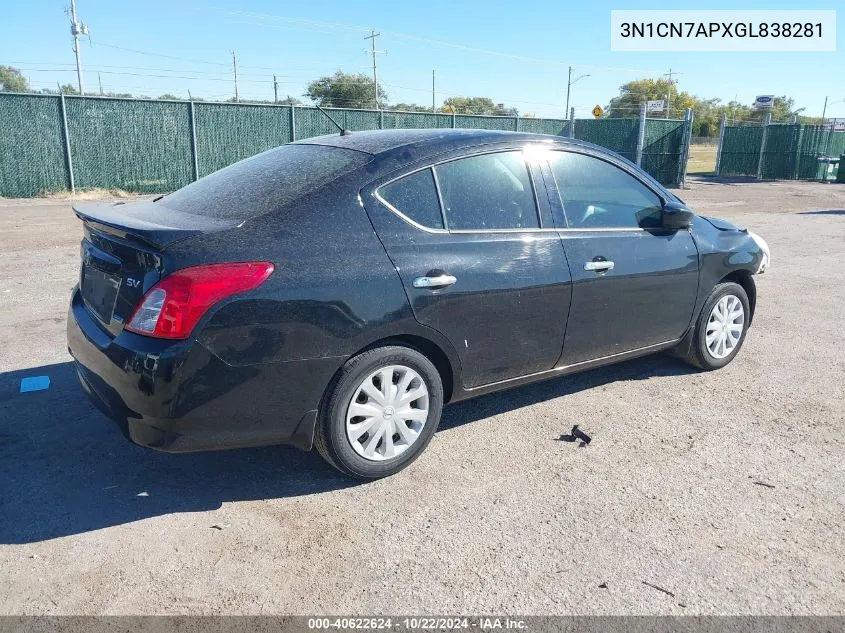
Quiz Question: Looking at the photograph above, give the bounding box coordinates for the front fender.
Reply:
[690,215,765,321]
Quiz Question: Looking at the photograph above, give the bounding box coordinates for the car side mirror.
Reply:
[662,200,694,230]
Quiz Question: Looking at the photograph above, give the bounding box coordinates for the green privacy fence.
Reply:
[573,118,639,162]
[717,121,845,180]
[0,94,69,197]
[66,96,194,190]
[0,92,691,198]
[642,119,689,186]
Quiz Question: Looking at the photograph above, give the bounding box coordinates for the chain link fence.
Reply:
[0,93,691,197]
[0,93,69,196]
[642,119,689,186]
[717,120,844,181]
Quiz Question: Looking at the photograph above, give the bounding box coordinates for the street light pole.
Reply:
[565,66,572,117]
[565,66,590,119]
[232,50,239,102]
[822,97,845,123]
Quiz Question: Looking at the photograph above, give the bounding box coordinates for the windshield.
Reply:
[159,144,371,219]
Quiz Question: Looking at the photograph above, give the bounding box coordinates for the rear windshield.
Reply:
[159,144,371,219]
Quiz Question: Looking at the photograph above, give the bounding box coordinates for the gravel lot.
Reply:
[1,179,844,615]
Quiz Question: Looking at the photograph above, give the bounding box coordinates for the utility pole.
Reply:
[663,68,680,119]
[432,70,436,112]
[565,66,571,117]
[68,0,88,95]
[565,66,590,119]
[232,50,239,102]
[98,72,103,96]
[364,30,384,109]
[273,75,278,104]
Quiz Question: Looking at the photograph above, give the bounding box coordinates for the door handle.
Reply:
[413,274,457,289]
[584,260,615,272]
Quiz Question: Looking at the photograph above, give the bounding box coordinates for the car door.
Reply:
[544,149,699,366]
[364,148,572,388]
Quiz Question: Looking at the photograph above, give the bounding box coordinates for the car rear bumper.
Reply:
[67,287,342,452]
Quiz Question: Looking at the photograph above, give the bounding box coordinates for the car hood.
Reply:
[700,215,747,232]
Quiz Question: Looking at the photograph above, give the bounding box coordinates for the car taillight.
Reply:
[125,262,274,339]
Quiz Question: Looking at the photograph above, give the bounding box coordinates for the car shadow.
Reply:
[796,209,845,216]
[439,353,696,430]
[0,355,696,544]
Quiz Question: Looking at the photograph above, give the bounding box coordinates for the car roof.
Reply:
[294,128,594,158]
[293,128,674,199]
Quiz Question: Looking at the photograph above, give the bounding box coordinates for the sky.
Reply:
[2,0,843,119]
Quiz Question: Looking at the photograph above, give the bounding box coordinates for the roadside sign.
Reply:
[753,95,775,109]
[646,99,665,113]
[592,105,604,118]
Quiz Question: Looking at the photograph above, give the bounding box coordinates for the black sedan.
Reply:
[68,129,770,479]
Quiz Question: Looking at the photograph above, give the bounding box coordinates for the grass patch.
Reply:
[38,188,142,201]
[687,145,718,175]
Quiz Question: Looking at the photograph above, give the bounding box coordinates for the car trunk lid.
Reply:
[74,201,240,336]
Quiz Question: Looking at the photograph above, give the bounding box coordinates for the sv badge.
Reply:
[126,278,142,288]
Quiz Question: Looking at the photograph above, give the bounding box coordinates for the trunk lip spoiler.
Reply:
[73,201,241,250]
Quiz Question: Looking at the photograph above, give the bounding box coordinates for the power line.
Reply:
[219,8,663,74]
[17,67,420,89]
[24,75,573,110]
[87,42,351,73]
[11,62,327,81]
[20,64,568,106]
[92,42,231,67]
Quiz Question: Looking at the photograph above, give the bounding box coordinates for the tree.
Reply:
[440,96,517,116]
[392,102,433,113]
[305,71,387,109]
[0,66,30,93]
[158,94,180,100]
[58,84,80,95]
[688,97,722,137]
[442,96,492,114]
[606,79,804,135]
[607,78,695,119]
[709,96,799,127]
[751,96,795,123]
[278,95,302,106]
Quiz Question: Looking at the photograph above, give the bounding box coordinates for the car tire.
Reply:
[678,282,751,371]
[314,345,444,479]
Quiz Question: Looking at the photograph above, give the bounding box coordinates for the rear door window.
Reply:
[434,151,539,230]
[160,144,371,220]
[378,168,444,229]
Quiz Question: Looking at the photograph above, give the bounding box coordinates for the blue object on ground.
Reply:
[20,376,51,393]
